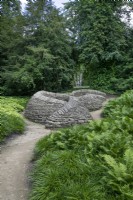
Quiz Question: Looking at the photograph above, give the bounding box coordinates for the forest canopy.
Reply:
[0,0,133,95]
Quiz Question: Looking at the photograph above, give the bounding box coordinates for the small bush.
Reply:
[0,96,28,142]
[103,90,133,118]
[84,63,133,94]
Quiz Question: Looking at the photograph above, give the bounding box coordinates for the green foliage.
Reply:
[65,0,133,93]
[30,151,106,200]
[83,68,116,94]
[0,96,29,111]
[84,63,133,94]
[103,148,133,199]
[0,0,74,95]
[29,90,133,199]
[110,63,133,93]
[0,0,26,95]
[34,125,90,159]
[0,96,27,142]
[103,90,133,118]
[0,0,133,95]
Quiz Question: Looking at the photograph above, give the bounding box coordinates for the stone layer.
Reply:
[24,89,106,127]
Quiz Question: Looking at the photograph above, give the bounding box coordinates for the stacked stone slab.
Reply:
[24,89,106,127]
[71,89,106,97]
[77,94,106,111]
[37,91,69,101]
[24,91,68,123]
[45,96,92,128]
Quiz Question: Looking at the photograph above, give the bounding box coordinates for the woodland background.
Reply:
[0,0,133,95]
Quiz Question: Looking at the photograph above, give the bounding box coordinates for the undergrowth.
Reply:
[29,90,133,200]
[0,96,28,142]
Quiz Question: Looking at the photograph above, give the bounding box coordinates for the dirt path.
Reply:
[90,97,115,120]
[0,120,51,200]
[0,96,116,200]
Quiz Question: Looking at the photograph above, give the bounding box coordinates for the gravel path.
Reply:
[90,98,112,120]
[0,96,115,200]
[0,120,51,200]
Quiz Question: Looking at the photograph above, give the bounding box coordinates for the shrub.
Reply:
[0,96,28,142]
[103,90,133,118]
[84,63,133,94]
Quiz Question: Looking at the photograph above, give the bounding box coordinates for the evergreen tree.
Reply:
[0,0,24,94]
[24,0,74,93]
[1,0,74,95]
[65,0,133,92]
[1,0,132,95]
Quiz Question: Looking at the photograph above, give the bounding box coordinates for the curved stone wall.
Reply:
[24,89,106,127]
[34,91,69,101]
[24,91,66,123]
[77,94,106,111]
[71,89,106,97]
[45,97,92,128]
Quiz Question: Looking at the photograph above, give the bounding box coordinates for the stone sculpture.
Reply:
[77,94,105,111]
[71,89,106,97]
[45,96,92,128]
[24,91,67,123]
[24,89,106,127]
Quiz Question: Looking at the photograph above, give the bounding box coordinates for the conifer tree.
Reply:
[0,0,24,94]
[1,0,74,95]
[65,0,133,92]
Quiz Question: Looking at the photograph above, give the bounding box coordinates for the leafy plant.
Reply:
[102,148,133,199]
[0,96,27,142]
[103,90,133,118]
[29,90,133,200]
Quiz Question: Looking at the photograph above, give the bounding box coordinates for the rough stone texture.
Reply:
[24,89,106,127]
[77,94,106,111]
[71,89,106,97]
[24,91,66,123]
[36,90,69,101]
[45,97,92,128]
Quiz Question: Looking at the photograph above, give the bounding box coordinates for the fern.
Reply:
[103,149,133,199]
[30,90,133,200]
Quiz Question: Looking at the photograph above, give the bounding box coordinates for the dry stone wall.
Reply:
[37,91,69,101]
[45,97,92,128]
[77,94,106,111]
[24,91,66,123]
[71,89,106,97]
[24,89,106,127]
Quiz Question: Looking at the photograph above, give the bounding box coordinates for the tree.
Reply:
[0,0,25,94]
[24,0,74,92]
[65,0,133,92]
[1,0,74,95]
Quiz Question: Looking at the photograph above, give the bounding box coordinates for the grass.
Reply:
[29,90,133,200]
[0,96,28,142]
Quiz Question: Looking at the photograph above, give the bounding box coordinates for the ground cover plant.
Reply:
[0,96,28,142]
[29,90,133,200]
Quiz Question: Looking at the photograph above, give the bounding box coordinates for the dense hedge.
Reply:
[29,90,133,200]
[84,63,133,94]
[0,97,28,142]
